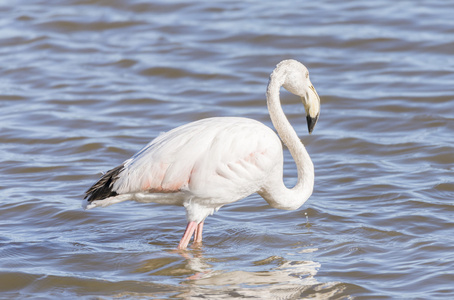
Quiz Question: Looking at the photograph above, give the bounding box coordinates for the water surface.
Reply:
[1,0,453,299]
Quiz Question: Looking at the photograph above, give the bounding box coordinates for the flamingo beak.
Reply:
[305,85,320,134]
[306,114,319,134]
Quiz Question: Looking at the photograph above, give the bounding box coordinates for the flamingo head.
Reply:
[280,59,321,134]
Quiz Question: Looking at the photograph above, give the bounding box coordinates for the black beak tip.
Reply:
[306,115,319,134]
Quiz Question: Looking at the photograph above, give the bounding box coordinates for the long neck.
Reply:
[260,69,314,210]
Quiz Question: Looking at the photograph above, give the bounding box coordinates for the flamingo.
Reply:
[84,59,320,249]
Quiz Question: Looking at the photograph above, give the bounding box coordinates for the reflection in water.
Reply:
[185,261,321,298]
[134,248,347,299]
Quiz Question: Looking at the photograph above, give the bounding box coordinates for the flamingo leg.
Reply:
[194,221,204,244]
[178,221,197,250]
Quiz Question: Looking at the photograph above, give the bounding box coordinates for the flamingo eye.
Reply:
[306,72,309,79]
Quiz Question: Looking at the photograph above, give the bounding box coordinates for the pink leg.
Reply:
[178,221,197,250]
[194,221,204,244]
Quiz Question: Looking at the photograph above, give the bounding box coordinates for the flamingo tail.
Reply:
[85,164,124,203]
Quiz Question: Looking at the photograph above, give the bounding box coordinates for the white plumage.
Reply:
[85,59,321,249]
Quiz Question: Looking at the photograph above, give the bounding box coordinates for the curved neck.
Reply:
[260,68,314,210]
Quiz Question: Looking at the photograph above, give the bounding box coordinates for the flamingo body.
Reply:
[85,59,321,249]
[88,117,282,222]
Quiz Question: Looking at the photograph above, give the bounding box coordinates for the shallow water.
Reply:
[1,0,453,299]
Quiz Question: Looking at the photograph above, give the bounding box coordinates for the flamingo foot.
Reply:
[194,221,204,244]
[177,221,205,250]
[178,221,197,250]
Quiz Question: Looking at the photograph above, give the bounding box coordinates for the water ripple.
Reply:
[0,0,453,298]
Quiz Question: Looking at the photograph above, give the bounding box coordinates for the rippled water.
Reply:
[1,0,453,299]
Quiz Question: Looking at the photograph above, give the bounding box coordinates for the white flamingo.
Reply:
[85,59,320,249]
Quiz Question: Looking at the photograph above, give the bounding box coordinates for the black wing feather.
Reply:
[85,164,124,203]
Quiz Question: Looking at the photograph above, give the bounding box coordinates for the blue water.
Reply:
[1,0,453,298]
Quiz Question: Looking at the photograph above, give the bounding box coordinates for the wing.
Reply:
[112,117,283,204]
